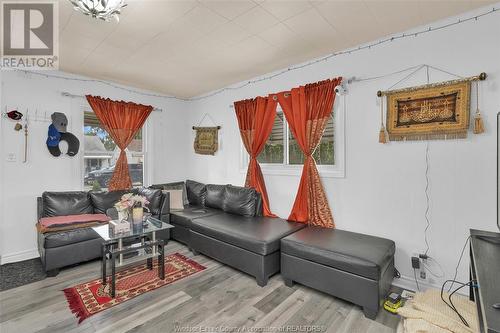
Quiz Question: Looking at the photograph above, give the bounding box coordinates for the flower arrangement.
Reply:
[114,193,149,222]
[115,193,150,211]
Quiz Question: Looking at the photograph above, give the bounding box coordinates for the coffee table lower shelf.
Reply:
[101,237,166,298]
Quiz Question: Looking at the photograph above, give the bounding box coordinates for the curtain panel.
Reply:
[277,78,342,228]
[234,96,278,217]
[86,95,153,191]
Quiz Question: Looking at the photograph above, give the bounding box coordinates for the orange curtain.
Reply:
[86,95,153,191]
[277,78,342,228]
[234,96,278,217]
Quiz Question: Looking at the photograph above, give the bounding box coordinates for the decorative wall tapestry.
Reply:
[193,126,220,155]
[378,72,487,142]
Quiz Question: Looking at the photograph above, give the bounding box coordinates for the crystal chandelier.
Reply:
[69,0,127,22]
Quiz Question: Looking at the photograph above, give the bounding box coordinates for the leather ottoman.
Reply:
[280,227,395,319]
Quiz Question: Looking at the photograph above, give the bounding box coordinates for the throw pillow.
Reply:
[150,181,189,206]
[163,189,184,211]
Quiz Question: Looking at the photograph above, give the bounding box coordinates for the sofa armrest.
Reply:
[37,197,43,220]
[160,191,170,223]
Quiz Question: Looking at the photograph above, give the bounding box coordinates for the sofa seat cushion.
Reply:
[42,227,102,248]
[281,227,395,280]
[191,214,306,255]
[170,205,222,228]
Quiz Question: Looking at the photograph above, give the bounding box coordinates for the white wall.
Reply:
[0,70,188,263]
[184,6,500,291]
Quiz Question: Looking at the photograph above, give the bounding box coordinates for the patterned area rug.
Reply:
[63,253,205,323]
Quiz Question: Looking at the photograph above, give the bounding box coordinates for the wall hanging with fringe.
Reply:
[192,113,220,155]
[377,70,486,142]
[192,126,220,155]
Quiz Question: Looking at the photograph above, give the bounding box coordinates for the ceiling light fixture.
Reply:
[69,0,127,22]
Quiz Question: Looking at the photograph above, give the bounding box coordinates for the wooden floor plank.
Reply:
[0,241,400,333]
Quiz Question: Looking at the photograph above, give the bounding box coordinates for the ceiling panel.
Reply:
[205,21,253,46]
[200,0,257,20]
[259,0,312,21]
[232,6,281,35]
[316,1,381,44]
[57,0,497,98]
[283,8,347,48]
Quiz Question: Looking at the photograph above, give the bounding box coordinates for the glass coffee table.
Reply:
[92,217,174,298]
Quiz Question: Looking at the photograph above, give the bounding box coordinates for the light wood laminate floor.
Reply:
[0,241,401,333]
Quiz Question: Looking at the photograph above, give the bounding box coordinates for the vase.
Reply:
[131,207,142,233]
[132,207,143,223]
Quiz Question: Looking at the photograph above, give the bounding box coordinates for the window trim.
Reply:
[80,104,150,190]
[239,97,345,178]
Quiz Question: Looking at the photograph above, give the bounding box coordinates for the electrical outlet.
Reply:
[420,270,426,280]
[411,256,420,269]
[6,153,16,162]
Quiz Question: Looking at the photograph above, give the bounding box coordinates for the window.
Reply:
[83,111,145,191]
[245,103,345,178]
[288,116,334,165]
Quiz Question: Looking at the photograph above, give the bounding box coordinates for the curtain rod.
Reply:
[60,92,163,112]
[376,72,487,97]
[229,92,293,108]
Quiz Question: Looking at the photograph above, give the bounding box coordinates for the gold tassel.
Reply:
[473,81,485,134]
[379,126,388,143]
[379,96,388,144]
[474,112,485,134]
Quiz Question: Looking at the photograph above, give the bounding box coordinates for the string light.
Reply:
[3,6,497,102]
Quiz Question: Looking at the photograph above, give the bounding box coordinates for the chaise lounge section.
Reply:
[161,180,306,286]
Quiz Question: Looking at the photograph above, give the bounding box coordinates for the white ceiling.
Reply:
[58,0,495,98]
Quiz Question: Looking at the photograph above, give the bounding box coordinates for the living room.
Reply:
[1,1,499,332]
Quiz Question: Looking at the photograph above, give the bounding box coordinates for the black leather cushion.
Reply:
[42,227,100,248]
[186,180,206,206]
[281,227,396,280]
[254,192,263,216]
[137,187,163,215]
[170,205,222,228]
[150,181,189,206]
[42,191,93,217]
[191,214,306,255]
[222,185,257,217]
[89,190,129,214]
[205,184,226,210]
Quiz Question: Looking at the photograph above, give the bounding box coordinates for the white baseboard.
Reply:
[393,274,467,296]
[0,248,39,265]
